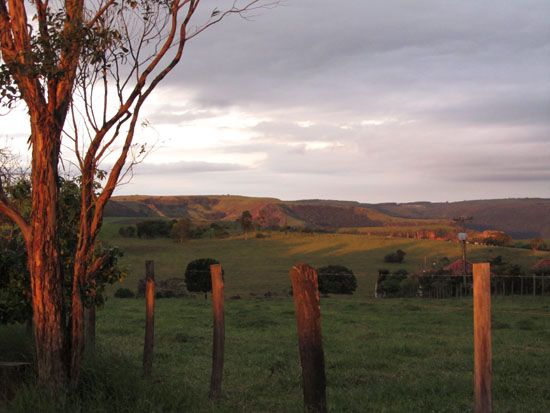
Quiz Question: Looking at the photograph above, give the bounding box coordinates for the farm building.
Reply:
[443,259,473,275]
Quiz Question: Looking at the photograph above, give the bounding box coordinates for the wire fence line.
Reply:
[375,274,550,299]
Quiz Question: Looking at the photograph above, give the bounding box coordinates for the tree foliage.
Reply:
[240,210,254,237]
[118,225,136,238]
[384,249,406,263]
[0,176,125,324]
[184,258,221,297]
[0,0,276,388]
[136,219,174,238]
[170,218,191,242]
[317,265,357,295]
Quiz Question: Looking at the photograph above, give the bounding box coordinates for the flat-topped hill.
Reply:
[105,195,550,238]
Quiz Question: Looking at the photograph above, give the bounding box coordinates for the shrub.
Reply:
[136,219,175,238]
[184,258,221,298]
[209,223,230,239]
[170,219,191,243]
[376,269,417,297]
[399,277,419,297]
[317,265,357,294]
[118,226,136,238]
[377,277,402,297]
[384,249,406,263]
[114,288,135,298]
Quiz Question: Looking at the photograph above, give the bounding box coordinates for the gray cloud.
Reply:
[135,160,248,175]
[119,0,550,202]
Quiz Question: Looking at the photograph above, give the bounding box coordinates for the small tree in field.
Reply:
[0,0,276,390]
[184,258,221,299]
[171,218,191,243]
[240,210,254,239]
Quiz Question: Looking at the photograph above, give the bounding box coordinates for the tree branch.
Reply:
[0,188,30,242]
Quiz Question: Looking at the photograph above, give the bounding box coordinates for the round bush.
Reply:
[317,265,357,294]
[184,258,221,296]
[114,288,135,298]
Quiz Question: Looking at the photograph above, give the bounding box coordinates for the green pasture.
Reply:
[3,296,549,412]
[102,217,550,298]
[1,218,549,412]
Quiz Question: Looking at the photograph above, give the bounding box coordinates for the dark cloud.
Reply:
[120,0,550,201]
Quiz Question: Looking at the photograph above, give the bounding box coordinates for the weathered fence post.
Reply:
[143,260,155,377]
[290,264,327,413]
[533,275,536,296]
[209,264,225,400]
[473,263,492,413]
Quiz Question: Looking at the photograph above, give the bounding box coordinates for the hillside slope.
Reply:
[368,199,550,238]
[105,195,447,230]
[105,195,550,238]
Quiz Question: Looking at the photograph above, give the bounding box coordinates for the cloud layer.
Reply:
[8,1,550,202]
[114,1,550,201]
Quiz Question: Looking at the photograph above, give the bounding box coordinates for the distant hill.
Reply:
[105,195,448,231]
[105,195,550,239]
[366,199,550,239]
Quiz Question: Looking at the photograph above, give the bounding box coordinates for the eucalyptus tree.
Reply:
[0,0,274,390]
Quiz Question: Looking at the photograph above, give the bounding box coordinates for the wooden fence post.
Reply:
[290,264,327,413]
[473,263,492,413]
[143,260,155,377]
[209,264,225,400]
[533,275,536,296]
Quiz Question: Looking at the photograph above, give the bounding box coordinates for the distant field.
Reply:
[102,217,550,297]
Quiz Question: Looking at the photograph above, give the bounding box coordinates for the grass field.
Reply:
[102,217,550,298]
[3,296,549,412]
[2,218,549,412]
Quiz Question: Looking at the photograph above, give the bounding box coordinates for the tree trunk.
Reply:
[70,263,85,388]
[85,300,96,355]
[69,166,97,386]
[28,123,67,391]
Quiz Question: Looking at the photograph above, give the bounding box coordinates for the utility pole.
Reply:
[453,216,473,283]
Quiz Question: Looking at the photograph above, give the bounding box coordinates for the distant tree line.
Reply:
[118,219,231,241]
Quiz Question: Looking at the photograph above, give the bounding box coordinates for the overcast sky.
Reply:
[4,0,550,202]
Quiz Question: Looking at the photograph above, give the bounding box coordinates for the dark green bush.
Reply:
[118,226,136,238]
[136,220,175,238]
[114,288,135,298]
[377,277,402,297]
[376,269,416,297]
[317,265,357,294]
[384,249,406,263]
[184,258,222,297]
